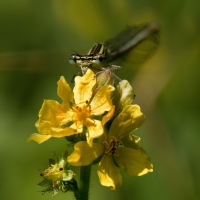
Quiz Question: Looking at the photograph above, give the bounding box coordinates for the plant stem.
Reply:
[73,164,92,200]
[79,164,91,200]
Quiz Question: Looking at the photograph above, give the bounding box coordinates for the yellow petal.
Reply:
[57,76,74,109]
[25,133,51,144]
[70,122,83,133]
[67,141,103,166]
[73,69,96,104]
[85,119,104,146]
[90,85,115,115]
[36,100,65,133]
[30,99,79,142]
[114,147,153,176]
[50,127,79,137]
[121,134,141,149]
[102,105,115,126]
[98,154,122,190]
[35,119,51,135]
[113,80,134,116]
[109,105,145,139]
[61,110,74,125]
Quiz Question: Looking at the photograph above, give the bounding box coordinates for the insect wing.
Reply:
[104,21,160,66]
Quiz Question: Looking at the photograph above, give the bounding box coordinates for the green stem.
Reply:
[73,164,92,200]
[79,164,91,200]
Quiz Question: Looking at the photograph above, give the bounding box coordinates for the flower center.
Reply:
[103,136,120,156]
[73,100,91,122]
[41,164,63,182]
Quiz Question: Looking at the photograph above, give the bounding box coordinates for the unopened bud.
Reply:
[96,68,121,91]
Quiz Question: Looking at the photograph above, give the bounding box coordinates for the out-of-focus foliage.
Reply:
[0,0,199,199]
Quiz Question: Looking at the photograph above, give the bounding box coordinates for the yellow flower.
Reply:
[39,151,74,196]
[41,157,73,184]
[67,104,153,190]
[26,69,115,145]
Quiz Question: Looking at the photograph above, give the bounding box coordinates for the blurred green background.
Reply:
[1,0,199,199]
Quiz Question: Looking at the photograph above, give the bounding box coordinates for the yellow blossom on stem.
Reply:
[41,157,73,184]
[26,69,115,145]
[39,151,75,196]
[68,104,153,190]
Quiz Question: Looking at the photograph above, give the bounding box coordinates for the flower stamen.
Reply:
[42,164,63,182]
[103,136,120,156]
[72,101,91,123]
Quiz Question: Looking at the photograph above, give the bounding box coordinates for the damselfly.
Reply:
[69,21,160,78]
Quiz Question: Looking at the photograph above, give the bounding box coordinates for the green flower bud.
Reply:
[96,67,121,91]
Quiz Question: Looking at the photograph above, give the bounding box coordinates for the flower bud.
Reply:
[96,68,121,91]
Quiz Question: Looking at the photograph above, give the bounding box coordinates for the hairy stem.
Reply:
[79,165,91,200]
[73,164,91,200]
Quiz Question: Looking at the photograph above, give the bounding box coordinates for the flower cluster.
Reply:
[26,69,153,192]
[67,73,153,190]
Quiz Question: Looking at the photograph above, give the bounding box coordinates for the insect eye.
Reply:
[95,54,106,64]
[69,54,78,65]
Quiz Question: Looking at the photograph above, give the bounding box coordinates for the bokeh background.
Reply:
[1,0,199,199]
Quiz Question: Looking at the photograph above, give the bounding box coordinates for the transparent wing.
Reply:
[104,21,160,66]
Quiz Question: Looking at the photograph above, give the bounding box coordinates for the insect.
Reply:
[69,21,160,78]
